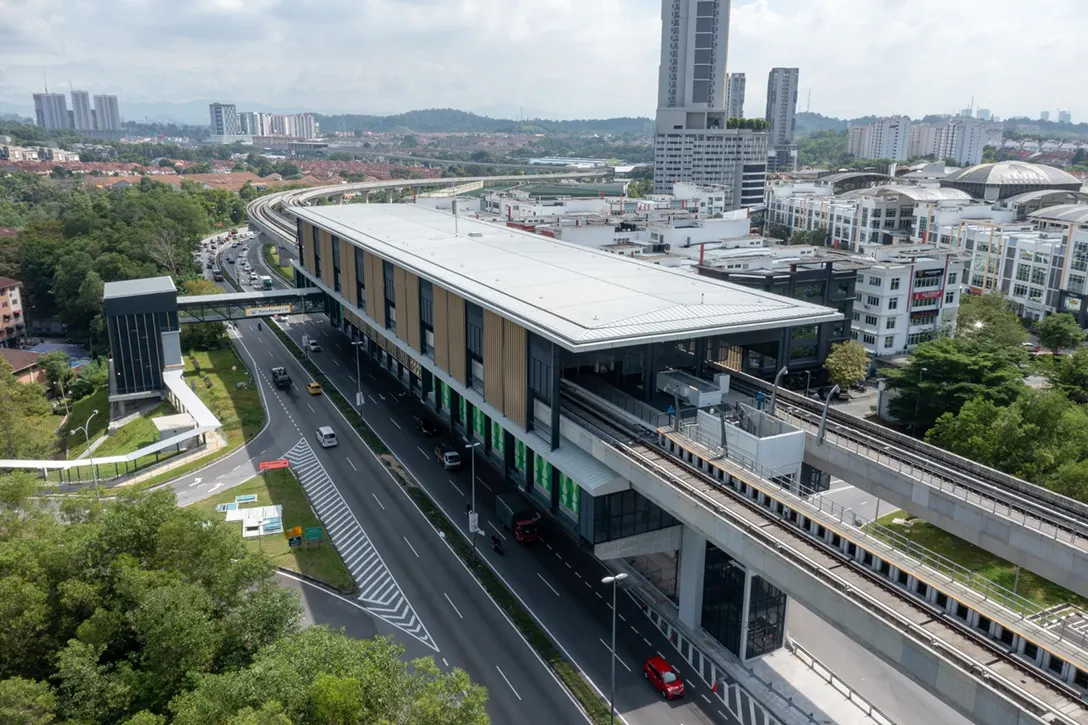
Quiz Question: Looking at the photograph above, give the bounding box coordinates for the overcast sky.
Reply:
[1,0,1085,123]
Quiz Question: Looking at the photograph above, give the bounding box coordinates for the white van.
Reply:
[316,426,338,448]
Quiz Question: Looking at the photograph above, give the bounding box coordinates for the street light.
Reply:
[465,440,482,561]
[70,408,100,498]
[351,339,364,408]
[601,572,628,725]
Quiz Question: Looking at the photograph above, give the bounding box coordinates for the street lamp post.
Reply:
[70,408,100,498]
[352,340,363,408]
[804,370,812,397]
[602,572,628,725]
[466,440,482,561]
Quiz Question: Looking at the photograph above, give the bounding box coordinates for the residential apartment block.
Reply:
[846,116,911,161]
[0,277,28,348]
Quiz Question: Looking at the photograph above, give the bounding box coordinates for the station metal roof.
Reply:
[1028,204,1088,225]
[103,276,176,299]
[295,204,841,352]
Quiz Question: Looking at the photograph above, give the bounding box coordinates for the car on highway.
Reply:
[205,262,213,269]
[415,416,437,437]
[316,426,338,448]
[643,656,684,699]
[226,256,234,263]
[305,339,322,353]
[306,382,322,396]
[434,447,462,471]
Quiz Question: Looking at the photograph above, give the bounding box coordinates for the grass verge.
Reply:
[874,513,1087,609]
[263,244,293,281]
[269,322,610,724]
[62,388,110,458]
[194,469,355,593]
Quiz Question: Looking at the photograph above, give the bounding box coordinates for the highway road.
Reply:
[237,241,759,725]
[182,240,591,724]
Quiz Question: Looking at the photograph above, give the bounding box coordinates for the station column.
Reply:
[677,526,706,630]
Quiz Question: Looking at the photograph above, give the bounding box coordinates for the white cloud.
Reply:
[0,0,1084,122]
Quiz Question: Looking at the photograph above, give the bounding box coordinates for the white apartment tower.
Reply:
[69,91,94,131]
[93,95,121,131]
[765,67,800,171]
[209,103,241,136]
[726,73,746,118]
[33,93,69,130]
[653,1,768,208]
[847,116,911,161]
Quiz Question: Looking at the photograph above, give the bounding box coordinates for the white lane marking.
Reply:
[618,613,627,622]
[188,477,204,487]
[372,493,385,511]
[332,359,340,367]
[495,666,522,701]
[489,521,507,540]
[404,537,420,558]
[812,484,855,496]
[417,445,428,457]
[392,419,401,430]
[643,637,652,646]
[442,657,449,667]
[537,573,561,597]
[450,480,465,497]
[444,592,464,620]
[599,638,633,672]
[702,694,712,704]
[476,476,491,492]
[307,403,316,413]
[368,373,377,381]
[369,395,378,404]
[346,457,357,471]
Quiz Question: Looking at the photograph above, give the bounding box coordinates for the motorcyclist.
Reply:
[491,535,503,553]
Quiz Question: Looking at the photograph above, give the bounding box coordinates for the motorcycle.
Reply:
[491,536,504,556]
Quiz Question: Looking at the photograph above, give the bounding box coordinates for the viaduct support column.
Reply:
[677,526,706,630]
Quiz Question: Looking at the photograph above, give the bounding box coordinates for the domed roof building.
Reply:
[940,160,1082,201]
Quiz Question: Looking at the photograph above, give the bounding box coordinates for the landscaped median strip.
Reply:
[268,323,612,725]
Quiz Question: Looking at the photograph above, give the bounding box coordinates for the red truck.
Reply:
[495,493,540,543]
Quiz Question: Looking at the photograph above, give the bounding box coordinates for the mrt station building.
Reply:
[292,203,840,658]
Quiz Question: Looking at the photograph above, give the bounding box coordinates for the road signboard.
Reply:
[304,526,323,541]
[285,526,303,539]
[259,459,290,471]
[287,535,302,548]
[245,304,291,318]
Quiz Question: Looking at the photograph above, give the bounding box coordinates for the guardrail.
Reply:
[784,639,896,725]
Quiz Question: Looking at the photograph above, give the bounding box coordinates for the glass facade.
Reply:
[701,543,745,656]
[746,576,787,658]
[591,488,678,544]
[331,235,341,293]
[354,247,365,312]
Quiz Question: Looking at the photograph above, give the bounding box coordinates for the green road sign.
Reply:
[304,526,323,541]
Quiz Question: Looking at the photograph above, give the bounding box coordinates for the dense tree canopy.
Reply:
[0,489,489,725]
[823,341,869,388]
[883,337,1027,432]
[0,172,243,349]
[955,293,1029,348]
[1035,312,1085,353]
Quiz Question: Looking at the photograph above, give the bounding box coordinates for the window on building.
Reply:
[355,248,366,312]
[886,318,896,329]
[884,336,895,349]
[1015,264,1031,282]
[852,312,860,321]
[1029,287,1043,301]
[890,277,900,290]
[296,219,304,265]
[866,295,879,306]
[914,275,941,289]
[382,260,395,330]
[913,297,938,309]
[862,333,876,345]
[855,293,863,302]
[888,297,899,310]
[420,279,434,357]
[947,272,958,285]
[865,314,877,326]
[945,291,955,304]
[1031,267,1047,286]
[869,276,882,287]
[1012,283,1027,297]
[312,227,321,277]
[331,235,341,293]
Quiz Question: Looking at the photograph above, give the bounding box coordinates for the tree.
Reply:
[179,280,227,351]
[1045,348,1088,402]
[791,228,828,246]
[146,230,189,277]
[0,677,57,725]
[823,341,869,388]
[956,293,1028,349]
[884,337,1026,432]
[1035,312,1084,353]
[38,351,73,392]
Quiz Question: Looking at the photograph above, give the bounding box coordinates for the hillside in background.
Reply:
[314,108,653,136]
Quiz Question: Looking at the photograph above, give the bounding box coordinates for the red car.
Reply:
[643,655,685,699]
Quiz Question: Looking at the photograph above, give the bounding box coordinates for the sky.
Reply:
[1,0,1086,124]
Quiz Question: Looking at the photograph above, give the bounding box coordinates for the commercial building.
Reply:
[726,73,745,118]
[940,160,1083,201]
[209,103,241,136]
[33,93,69,130]
[70,91,93,131]
[93,95,121,131]
[977,108,992,122]
[846,116,911,161]
[849,245,966,355]
[764,67,799,172]
[0,277,28,348]
[1041,111,1051,122]
[1059,110,1072,124]
[652,0,768,206]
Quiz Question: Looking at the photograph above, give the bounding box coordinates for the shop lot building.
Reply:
[291,203,841,658]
